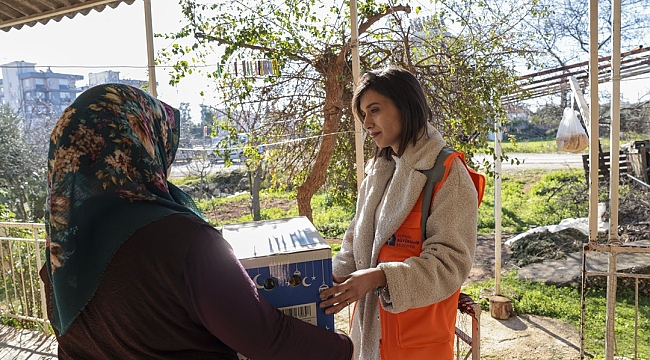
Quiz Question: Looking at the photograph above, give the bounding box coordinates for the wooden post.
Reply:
[639,144,648,184]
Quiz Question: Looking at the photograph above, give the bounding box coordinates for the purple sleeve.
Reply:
[183,225,353,360]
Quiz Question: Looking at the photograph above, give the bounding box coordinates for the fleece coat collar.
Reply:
[357,124,446,269]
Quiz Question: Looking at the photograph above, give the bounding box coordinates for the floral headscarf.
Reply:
[45,83,202,335]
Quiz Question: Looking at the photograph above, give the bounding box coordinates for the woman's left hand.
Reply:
[319,268,386,315]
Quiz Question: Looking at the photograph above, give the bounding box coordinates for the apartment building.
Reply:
[87,70,148,90]
[0,60,84,121]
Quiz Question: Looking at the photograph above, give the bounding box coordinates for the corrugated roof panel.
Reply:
[0,0,135,32]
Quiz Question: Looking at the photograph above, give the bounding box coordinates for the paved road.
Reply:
[472,153,584,172]
[170,153,585,178]
[169,161,245,179]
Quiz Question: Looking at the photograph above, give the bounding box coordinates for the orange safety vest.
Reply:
[377,148,484,360]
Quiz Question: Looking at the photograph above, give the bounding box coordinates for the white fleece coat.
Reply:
[332,124,478,360]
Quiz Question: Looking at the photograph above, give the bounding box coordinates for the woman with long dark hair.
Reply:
[320,67,479,360]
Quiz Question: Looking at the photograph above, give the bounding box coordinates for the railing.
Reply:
[581,242,649,359]
[455,293,481,360]
[0,222,49,334]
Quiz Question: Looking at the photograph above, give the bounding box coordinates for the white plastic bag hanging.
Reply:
[556,107,588,153]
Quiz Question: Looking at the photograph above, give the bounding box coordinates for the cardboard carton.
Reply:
[222,216,335,331]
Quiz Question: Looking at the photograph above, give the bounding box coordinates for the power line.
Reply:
[179,130,358,152]
[0,63,215,69]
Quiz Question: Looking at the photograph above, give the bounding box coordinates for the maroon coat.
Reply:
[41,214,352,359]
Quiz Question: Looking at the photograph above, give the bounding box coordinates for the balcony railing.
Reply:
[0,222,49,334]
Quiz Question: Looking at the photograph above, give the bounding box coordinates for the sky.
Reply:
[1,0,649,121]
[0,1,211,121]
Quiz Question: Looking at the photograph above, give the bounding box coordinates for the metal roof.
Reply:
[502,46,650,104]
[0,0,135,32]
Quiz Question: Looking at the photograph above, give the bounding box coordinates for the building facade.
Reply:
[87,70,149,90]
[0,61,84,121]
[0,64,151,124]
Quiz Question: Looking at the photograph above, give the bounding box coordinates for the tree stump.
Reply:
[489,295,513,320]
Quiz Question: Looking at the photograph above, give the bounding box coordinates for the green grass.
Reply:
[330,243,341,257]
[190,168,596,239]
[500,139,563,153]
[497,134,644,154]
[462,272,650,359]
[478,169,588,233]
[195,192,353,238]
[597,133,646,152]
[192,168,589,236]
[196,192,250,209]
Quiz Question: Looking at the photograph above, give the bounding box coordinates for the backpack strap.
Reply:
[418,147,457,241]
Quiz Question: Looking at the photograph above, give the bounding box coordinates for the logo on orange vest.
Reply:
[386,232,420,249]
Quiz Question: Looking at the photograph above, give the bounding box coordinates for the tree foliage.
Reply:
[178,102,194,147]
[160,0,547,219]
[527,0,650,66]
[206,91,270,221]
[619,100,650,134]
[524,0,650,106]
[0,105,46,221]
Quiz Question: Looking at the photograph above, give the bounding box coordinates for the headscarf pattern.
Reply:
[46,83,202,334]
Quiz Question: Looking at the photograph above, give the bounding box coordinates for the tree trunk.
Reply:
[14,182,29,221]
[200,173,205,200]
[251,162,263,221]
[296,55,346,222]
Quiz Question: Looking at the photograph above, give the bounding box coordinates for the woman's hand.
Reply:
[319,268,387,315]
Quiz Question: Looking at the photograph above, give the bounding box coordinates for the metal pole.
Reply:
[604,1,622,358]
[33,228,49,334]
[144,0,158,97]
[609,0,621,246]
[605,253,617,359]
[609,0,621,245]
[580,248,587,359]
[494,123,502,295]
[587,1,599,246]
[586,2,600,358]
[350,0,364,191]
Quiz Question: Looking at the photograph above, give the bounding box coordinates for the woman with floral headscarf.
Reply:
[40,84,353,360]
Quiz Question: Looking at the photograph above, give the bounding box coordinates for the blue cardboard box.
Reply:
[221,216,335,331]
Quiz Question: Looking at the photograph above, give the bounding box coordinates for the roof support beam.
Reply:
[143,0,157,98]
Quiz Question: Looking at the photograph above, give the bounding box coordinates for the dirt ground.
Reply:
[478,313,581,360]
[463,234,583,360]
[330,234,583,360]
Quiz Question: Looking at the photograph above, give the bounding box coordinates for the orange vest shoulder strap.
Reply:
[418,147,456,240]
[419,147,486,241]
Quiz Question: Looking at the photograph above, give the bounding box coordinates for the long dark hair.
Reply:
[352,66,432,160]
